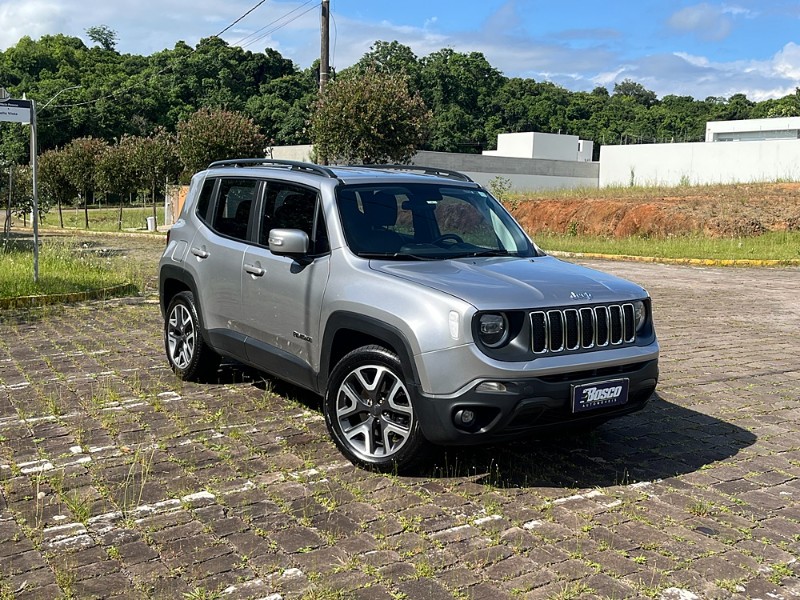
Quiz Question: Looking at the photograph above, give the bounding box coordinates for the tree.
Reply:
[310,68,431,164]
[60,137,108,228]
[418,49,504,151]
[176,108,265,177]
[38,148,77,228]
[2,164,34,230]
[86,25,118,51]
[95,136,140,229]
[133,128,180,221]
[613,79,658,108]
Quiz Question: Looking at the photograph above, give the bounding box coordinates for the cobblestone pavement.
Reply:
[1,243,799,599]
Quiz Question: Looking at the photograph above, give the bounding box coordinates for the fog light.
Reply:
[454,409,476,426]
[476,381,507,393]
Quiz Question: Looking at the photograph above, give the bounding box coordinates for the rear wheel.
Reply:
[164,291,220,381]
[324,345,427,471]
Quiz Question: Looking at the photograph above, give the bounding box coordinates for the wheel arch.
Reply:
[318,312,421,394]
[159,266,212,344]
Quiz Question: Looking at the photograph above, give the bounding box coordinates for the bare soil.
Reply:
[508,182,800,238]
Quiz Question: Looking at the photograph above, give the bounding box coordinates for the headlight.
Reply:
[632,300,647,331]
[478,313,509,348]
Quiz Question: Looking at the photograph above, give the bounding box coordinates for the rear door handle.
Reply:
[191,247,209,259]
[244,263,265,277]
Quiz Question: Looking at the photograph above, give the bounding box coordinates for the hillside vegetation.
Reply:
[2,34,800,165]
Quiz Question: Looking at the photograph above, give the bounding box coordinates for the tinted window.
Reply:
[195,178,216,224]
[209,178,259,241]
[261,182,328,255]
[336,184,535,259]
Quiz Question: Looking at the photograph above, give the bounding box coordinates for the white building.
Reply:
[482,132,594,162]
[705,116,800,142]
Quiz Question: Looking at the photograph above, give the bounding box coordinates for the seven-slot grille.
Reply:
[530,304,636,354]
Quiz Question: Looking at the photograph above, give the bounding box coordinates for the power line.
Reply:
[234,0,319,49]
[37,1,313,118]
[216,0,269,37]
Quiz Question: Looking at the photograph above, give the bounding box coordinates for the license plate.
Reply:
[572,378,629,413]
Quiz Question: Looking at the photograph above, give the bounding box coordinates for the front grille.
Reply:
[531,304,636,355]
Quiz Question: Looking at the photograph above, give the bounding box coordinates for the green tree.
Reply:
[60,136,108,228]
[133,128,180,221]
[613,79,658,108]
[95,136,140,229]
[2,164,34,229]
[418,49,504,151]
[38,148,77,228]
[176,108,265,176]
[85,25,118,51]
[309,68,431,164]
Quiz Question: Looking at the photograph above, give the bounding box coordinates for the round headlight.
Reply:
[632,300,647,331]
[478,313,509,348]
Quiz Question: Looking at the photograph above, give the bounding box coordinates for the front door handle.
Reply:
[244,263,265,277]
[191,247,209,259]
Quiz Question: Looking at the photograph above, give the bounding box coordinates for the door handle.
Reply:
[244,263,265,277]
[191,247,209,259]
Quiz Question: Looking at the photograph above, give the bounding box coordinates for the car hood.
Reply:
[371,255,647,309]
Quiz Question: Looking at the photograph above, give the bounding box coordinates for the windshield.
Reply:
[336,183,537,260]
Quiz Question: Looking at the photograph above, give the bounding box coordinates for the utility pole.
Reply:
[320,0,330,95]
[319,0,330,165]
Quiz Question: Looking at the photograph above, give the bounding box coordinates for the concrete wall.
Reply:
[412,150,598,190]
[599,139,800,187]
[270,145,599,191]
[270,145,314,162]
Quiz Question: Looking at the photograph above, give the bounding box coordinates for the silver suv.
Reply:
[159,160,659,470]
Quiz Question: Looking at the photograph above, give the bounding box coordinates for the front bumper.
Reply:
[413,359,658,444]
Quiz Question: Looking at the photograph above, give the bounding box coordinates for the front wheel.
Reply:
[164,291,220,381]
[324,345,427,471]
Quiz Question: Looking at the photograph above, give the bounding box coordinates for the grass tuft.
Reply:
[0,238,136,299]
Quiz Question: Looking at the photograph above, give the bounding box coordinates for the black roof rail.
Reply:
[207,158,337,179]
[351,164,474,182]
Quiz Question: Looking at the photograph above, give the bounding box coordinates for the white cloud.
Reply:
[0,1,66,48]
[667,3,733,41]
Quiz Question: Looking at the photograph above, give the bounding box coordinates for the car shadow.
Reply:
[208,362,755,490]
[416,393,756,489]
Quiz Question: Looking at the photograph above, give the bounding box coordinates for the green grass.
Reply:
[513,180,795,201]
[31,205,163,232]
[0,238,135,299]
[535,231,800,262]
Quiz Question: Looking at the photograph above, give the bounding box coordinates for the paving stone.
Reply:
[2,245,800,599]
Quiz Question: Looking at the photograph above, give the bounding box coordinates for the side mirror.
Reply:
[268,228,310,256]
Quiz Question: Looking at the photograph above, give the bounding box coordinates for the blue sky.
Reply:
[2,0,799,100]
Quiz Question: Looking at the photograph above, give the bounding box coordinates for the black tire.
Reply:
[324,345,427,472]
[164,291,220,381]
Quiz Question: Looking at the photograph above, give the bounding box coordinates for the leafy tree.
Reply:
[309,68,431,164]
[60,137,108,228]
[418,49,504,151]
[86,25,118,51]
[176,108,265,176]
[1,164,33,230]
[38,148,77,228]
[133,128,180,220]
[95,136,140,229]
[613,79,658,108]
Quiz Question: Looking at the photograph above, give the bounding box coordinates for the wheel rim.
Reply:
[335,364,414,460]
[167,303,195,370]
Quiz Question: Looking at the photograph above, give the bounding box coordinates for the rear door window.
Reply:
[207,178,260,241]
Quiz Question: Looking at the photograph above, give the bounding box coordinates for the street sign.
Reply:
[0,98,32,124]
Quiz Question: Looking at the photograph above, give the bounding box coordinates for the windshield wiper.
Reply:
[358,252,439,261]
[455,249,511,258]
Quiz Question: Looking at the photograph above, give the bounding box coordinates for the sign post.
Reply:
[0,95,38,282]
